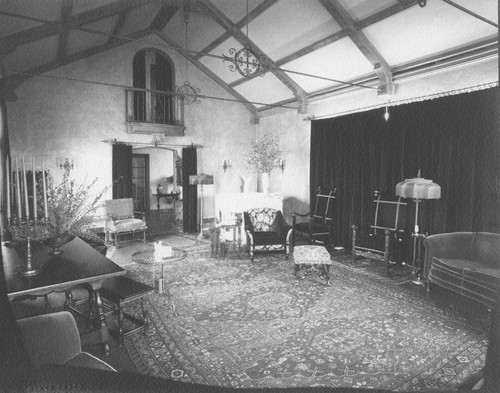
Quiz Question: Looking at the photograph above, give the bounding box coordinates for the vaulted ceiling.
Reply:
[0,0,497,117]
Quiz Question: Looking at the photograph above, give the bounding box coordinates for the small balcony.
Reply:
[125,88,185,136]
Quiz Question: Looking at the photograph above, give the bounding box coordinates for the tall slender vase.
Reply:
[260,172,269,194]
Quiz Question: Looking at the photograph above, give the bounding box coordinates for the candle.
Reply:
[15,157,21,219]
[42,159,48,220]
[32,156,37,220]
[6,155,10,221]
[22,157,30,220]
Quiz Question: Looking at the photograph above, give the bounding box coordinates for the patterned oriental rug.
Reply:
[119,249,486,391]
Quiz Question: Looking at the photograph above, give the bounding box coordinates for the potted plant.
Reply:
[245,133,284,193]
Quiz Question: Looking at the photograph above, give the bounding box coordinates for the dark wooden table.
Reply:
[3,236,125,354]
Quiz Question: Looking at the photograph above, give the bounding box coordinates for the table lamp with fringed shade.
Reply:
[189,173,214,238]
[396,169,441,284]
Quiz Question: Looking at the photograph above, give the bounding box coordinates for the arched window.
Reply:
[132,49,176,124]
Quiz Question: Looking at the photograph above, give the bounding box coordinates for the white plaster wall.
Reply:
[6,34,256,218]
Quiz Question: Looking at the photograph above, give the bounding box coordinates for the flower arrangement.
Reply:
[245,133,284,174]
[8,167,109,243]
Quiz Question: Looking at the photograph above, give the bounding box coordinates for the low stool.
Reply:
[99,276,154,346]
[292,245,332,286]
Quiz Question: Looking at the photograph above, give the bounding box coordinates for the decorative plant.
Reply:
[8,166,109,243]
[245,133,284,174]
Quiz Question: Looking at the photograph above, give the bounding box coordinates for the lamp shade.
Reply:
[189,173,214,185]
[395,171,441,200]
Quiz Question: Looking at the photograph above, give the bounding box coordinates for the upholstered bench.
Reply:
[292,245,332,286]
[99,276,154,345]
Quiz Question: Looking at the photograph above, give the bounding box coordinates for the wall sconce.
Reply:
[57,157,74,170]
[222,159,232,172]
[279,159,286,173]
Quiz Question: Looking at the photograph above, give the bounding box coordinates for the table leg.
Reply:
[237,227,241,259]
[323,264,331,286]
[294,263,300,285]
[89,284,110,355]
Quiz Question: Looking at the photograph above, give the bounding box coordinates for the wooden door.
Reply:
[132,154,149,212]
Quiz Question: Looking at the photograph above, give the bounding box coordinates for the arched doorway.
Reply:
[132,49,175,124]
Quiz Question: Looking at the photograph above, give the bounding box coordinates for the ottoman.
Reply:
[292,245,332,286]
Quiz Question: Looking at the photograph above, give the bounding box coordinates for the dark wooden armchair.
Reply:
[351,191,408,276]
[291,188,337,248]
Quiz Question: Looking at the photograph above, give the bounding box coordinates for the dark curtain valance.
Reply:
[311,87,500,249]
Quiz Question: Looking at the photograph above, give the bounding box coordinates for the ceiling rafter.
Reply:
[230,1,415,88]
[153,28,260,123]
[319,0,394,95]
[193,0,279,62]
[198,0,308,114]
[57,0,73,61]
[3,29,152,94]
[108,11,130,45]
[1,0,161,48]
[149,3,179,32]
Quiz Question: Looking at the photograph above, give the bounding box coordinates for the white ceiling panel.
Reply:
[234,73,294,107]
[209,0,265,24]
[164,8,227,53]
[283,37,375,93]
[67,17,118,56]
[363,0,498,67]
[248,0,342,61]
[199,37,250,84]
[337,0,396,22]
[5,35,59,72]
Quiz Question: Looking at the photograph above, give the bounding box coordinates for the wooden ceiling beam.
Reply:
[193,0,279,62]
[3,29,152,91]
[57,0,73,61]
[153,29,259,123]
[1,0,161,47]
[319,0,394,95]
[199,0,308,114]
[230,2,413,88]
[108,11,131,45]
[149,3,179,32]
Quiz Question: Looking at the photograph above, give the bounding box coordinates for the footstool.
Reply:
[292,245,332,286]
[99,276,154,346]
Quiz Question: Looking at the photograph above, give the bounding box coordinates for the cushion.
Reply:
[247,208,278,232]
[293,245,332,265]
[106,218,146,232]
[252,231,284,245]
[294,221,329,235]
[104,198,134,218]
[472,232,500,268]
[64,352,117,372]
[463,266,500,288]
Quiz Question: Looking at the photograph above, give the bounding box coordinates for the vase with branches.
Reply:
[245,133,284,193]
[8,167,109,251]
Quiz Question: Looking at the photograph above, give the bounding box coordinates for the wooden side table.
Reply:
[211,224,241,259]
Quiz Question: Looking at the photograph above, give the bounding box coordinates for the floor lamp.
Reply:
[189,173,214,238]
[395,170,441,285]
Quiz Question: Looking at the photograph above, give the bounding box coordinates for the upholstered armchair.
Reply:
[244,207,292,262]
[17,311,116,371]
[104,198,147,247]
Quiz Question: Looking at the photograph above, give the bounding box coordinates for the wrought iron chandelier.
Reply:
[178,4,201,104]
[222,0,268,78]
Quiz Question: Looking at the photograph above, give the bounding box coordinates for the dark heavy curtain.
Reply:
[182,147,197,233]
[311,87,500,249]
[112,144,133,199]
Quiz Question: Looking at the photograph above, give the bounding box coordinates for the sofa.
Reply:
[423,232,500,309]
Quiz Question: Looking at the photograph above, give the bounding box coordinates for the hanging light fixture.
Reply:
[223,0,268,78]
[177,3,201,104]
[384,105,390,121]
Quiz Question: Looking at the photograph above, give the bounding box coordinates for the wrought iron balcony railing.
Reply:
[125,87,184,126]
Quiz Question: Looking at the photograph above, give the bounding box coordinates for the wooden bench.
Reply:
[99,276,154,346]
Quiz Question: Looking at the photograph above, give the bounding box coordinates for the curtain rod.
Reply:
[102,139,203,149]
[304,81,498,121]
